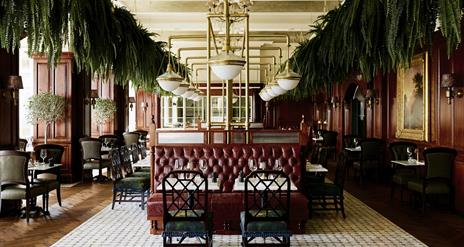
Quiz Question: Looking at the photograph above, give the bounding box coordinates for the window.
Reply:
[160,95,252,128]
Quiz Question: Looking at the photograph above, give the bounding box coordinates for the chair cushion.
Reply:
[407,178,451,194]
[35,179,60,191]
[83,160,111,170]
[240,211,288,233]
[307,183,342,196]
[392,173,416,185]
[131,171,151,179]
[115,177,150,190]
[36,173,57,181]
[164,221,206,233]
[1,184,47,200]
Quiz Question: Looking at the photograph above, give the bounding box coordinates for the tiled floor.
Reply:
[52,192,426,247]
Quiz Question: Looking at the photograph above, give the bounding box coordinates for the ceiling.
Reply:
[117,0,340,83]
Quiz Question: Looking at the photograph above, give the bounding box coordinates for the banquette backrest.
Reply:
[153,144,302,192]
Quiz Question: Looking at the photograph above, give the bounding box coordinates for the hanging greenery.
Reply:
[289,0,463,100]
[0,0,190,94]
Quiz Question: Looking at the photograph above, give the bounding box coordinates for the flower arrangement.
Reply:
[27,92,66,143]
[94,98,117,127]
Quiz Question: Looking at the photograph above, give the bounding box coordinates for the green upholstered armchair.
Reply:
[241,170,291,247]
[33,144,64,207]
[389,141,417,201]
[407,147,457,212]
[352,138,386,184]
[0,150,47,223]
[305,153,348,218]
[123,132,140,146]
[79,138,111,182]
[162,170,212,246]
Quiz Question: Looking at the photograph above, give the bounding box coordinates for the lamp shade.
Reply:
[276,62,301,90]
[172,82,189,96]
[209,52,246,80]
[182,87,195,98]
[264,86,277,97]
[6,75,23,89]
[157,64,183,92]
[259,90,271,101]
[128,96,136,104]
[270,82,287,95]
[441,73,455,87]
[89,89,99,98]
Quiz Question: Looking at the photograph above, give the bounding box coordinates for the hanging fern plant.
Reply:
[289,0,463,100]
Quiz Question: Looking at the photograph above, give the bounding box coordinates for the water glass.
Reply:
[40,149,47,164]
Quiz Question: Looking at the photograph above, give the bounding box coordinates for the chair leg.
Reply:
[112,191,117,209]
[340,196,346,219]
[119,190,124,204]
[421,192,426,213]
[57,186,62,207]
[334,195,339,213]
[26,198,30,223]
[141,190,145,210]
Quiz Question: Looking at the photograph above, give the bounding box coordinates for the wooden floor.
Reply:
[0,182,113,247]
[1,167,464,247]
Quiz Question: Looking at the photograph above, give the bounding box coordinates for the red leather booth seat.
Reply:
[147,144,308,234]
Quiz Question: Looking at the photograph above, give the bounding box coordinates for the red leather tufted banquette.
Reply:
[147,144,308,234]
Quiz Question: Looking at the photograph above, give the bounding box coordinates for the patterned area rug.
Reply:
[52,192,426,247]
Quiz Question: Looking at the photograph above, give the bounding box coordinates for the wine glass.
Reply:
[199,159,208,174]
[40,149,47,164]
[248,159,257,172]
[407,146,415,161]
[274,159,282,171]
[174,159,182,170]
[353,138,359,147]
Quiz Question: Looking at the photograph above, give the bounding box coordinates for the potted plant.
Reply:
[27,92,66,144]
[94,98,117,136]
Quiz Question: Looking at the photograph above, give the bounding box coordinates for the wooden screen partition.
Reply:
[154,129,302,145]
[32,53,88,182]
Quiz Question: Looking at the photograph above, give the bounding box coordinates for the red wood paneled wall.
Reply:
[90,76,115,137]
[0,48,19,150]
[33,53,74,181]
[275,32,464,212]
[135,90,159,130]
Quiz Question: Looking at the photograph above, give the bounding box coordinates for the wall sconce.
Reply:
[330,96,339,108]
[365,89,379,108]
[441,73,463,104]
[128,96,136,111]
[141,102,148,112]
[85,89,99,108]
[5,75,23,106]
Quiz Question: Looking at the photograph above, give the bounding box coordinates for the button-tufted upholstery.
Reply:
[148,144,307,234]
[153,144,302,192]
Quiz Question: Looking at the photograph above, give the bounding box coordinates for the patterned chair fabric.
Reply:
[0,150,47,223]
[33,144,64,207]
[407,147,457,211]
[162,170,212,246]
[110,149,149,210]
[241,170,291,246]
[389,141,418,200]
[99,134,120,148]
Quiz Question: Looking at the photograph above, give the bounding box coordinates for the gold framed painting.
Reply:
[396,52,429,141]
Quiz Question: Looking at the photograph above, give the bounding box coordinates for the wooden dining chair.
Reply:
[33,144,64,207]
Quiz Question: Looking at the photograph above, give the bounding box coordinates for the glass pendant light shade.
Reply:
[259,91,271,101]
[265,86,277,98]
[157,64,183,92]
[209,52,246,80]
[276,61,301,90]
[182,87,195,98]
[172,81,189,96]
[270,82,287,95]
